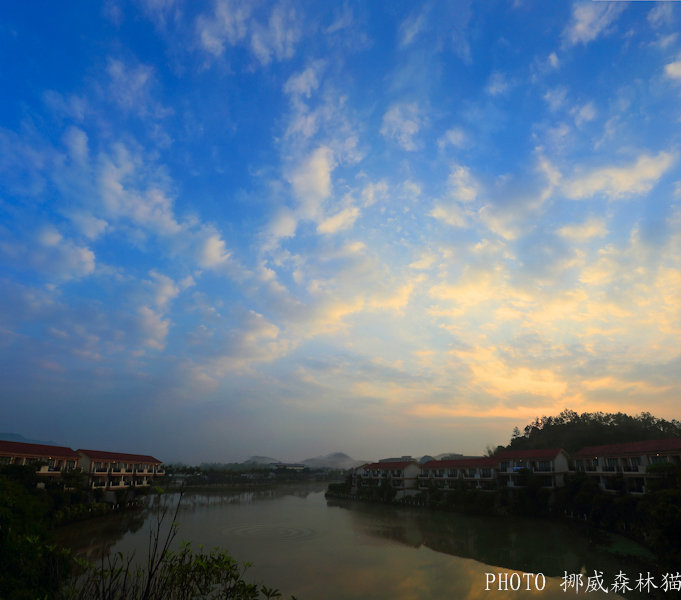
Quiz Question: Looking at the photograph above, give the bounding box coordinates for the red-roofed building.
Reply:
[0,440,80,478]
[352,460,420,498]
[419,457,497,491]
[495,448,570,489]
[572,438,681,493]
[78,449,164,490]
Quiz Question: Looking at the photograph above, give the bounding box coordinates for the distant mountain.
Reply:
[0,432,62,446]
[244,456,280,465]
[434,452,468,460]
[301,452,365,470]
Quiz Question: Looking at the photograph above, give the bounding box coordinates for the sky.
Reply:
[1,1,680,464]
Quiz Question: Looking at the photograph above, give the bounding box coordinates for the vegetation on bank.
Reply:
[0,465,295,599]
[165,463,344,487]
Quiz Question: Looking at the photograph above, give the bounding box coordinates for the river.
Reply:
[56,483,658,599]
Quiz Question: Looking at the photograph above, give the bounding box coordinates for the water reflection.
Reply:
[326,497,653,582]
[55,507,149,563]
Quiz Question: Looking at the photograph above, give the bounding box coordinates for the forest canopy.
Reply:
[499,409,681,454]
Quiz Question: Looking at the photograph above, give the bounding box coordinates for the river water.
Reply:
[56,483,657,599]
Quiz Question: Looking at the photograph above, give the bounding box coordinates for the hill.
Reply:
[499,409,681,454]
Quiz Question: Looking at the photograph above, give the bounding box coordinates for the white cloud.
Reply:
[267,209,298,243]
[563,151,676,200]
[196,0,250,56]
[284,64,321,98]
[203,310,292,375]
[63,127,89,164]
[106,58,168,118]
[548,52,559,70]
[409,251,437,270]
[149,271,180,308]
[380,103,423,151]
[573,101,597,126]
[249,4,301,65]
[543,87,567,112]
[197,0,300,66]
[289,146,335,219]
[430,203,467,228]
[486,71,511,96]
[429,165,479,228]
[98,144,182,235]
[399,9,427,47]
[448,165,479,203]
[17,227,97,281]
[437,127,466,150]
[557,217,608,242]
[200,234,231,268]
[664,59,681,81]
[69,212,108,240]
[317,205,359,235]
[563,2,626,46]
[361,181,388,207]
[138,305,169,350]
[648,3,674,29]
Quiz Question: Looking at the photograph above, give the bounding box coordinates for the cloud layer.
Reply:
[1,1,680,463]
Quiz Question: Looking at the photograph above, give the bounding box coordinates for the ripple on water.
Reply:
[222,523,319,542]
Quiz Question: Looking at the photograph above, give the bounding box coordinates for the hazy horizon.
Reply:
[2,2,680,465]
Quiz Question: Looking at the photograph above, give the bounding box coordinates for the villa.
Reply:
[495,448,570,489]
[0,439,164,490]
[353,460,421,499]
[0,440,80,477]
[77,449,164,489]
[572,438,681,494]
[419,457,498,491]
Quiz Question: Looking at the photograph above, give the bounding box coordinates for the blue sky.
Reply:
[1,1,680,464]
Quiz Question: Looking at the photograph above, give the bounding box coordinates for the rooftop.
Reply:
[0,439,80,459]
[573,438,681,458]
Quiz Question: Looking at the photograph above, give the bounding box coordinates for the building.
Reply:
[495,448,570,489]
[572,438,681,494]
[353,460,421,499]
[77,449,164,489]
[270,462,307,471]
[0,440,80,479]
[419,457,497,491]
